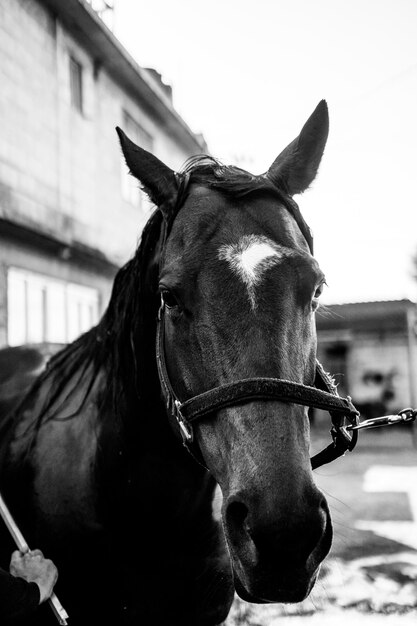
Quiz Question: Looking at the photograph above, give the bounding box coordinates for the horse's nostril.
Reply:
[225,499,249,537]
[225,489,332,569]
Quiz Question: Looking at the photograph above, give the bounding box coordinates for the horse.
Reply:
[0,101,355,626]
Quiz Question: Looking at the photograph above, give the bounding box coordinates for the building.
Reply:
[316,300,417,418]
[0,0,206,347]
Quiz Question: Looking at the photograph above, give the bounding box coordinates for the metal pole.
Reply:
[0,493,69,625]
[406,306,417,447]
[406,306,417,407]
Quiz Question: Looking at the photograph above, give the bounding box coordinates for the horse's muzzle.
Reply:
[223,490,332,603]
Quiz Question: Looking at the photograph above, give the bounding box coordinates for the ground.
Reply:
[226,423,417,625]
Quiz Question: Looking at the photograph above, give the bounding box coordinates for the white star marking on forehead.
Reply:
[218,235,285,309]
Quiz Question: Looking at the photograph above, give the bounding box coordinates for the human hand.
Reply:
[9,549,58,603]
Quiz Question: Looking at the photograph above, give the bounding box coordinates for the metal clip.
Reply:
[347,407,417,431]
[174,400,193,442]
[398,407,417,422]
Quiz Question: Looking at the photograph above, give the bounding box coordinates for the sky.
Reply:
[112,0,417,304]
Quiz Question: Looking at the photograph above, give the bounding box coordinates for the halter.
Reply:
[157,303,359,469]
[155,178,361,470]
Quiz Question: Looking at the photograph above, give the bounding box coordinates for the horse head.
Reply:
[117,101,332,604]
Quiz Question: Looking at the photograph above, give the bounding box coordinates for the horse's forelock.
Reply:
[179,155,283,200]
[177,155,313,253]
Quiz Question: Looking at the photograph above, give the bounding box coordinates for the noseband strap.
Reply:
[178,376,358,423]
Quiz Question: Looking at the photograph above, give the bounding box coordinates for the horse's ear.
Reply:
[116,127,178,218]
[267,100,329,196]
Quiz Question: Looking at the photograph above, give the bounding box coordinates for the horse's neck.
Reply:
[4,336,216,535]
[106,398,216,521]
[1,343,230,624]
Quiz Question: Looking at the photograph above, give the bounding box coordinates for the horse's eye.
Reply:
[314,284,324,300]
[161,289,178,309]
[312,282,325,310]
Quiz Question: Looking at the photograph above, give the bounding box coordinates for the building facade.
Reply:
[316,300,417,418]
[0,0,206,347]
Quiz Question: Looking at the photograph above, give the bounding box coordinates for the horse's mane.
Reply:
[16,209,163,436]
[14,155,310,437]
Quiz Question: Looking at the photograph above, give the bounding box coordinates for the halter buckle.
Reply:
[174,400,193,443]
[331,410,360,453]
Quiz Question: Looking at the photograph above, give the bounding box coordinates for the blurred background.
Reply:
[0,0,416,623]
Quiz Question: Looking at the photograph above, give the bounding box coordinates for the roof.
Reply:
[0,217,118,277]
[316,299,417,334]
[40,0,207,154]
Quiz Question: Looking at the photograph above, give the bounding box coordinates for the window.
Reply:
[121,112,153,208]
[70,56,83,113]
[7,268,100,346]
